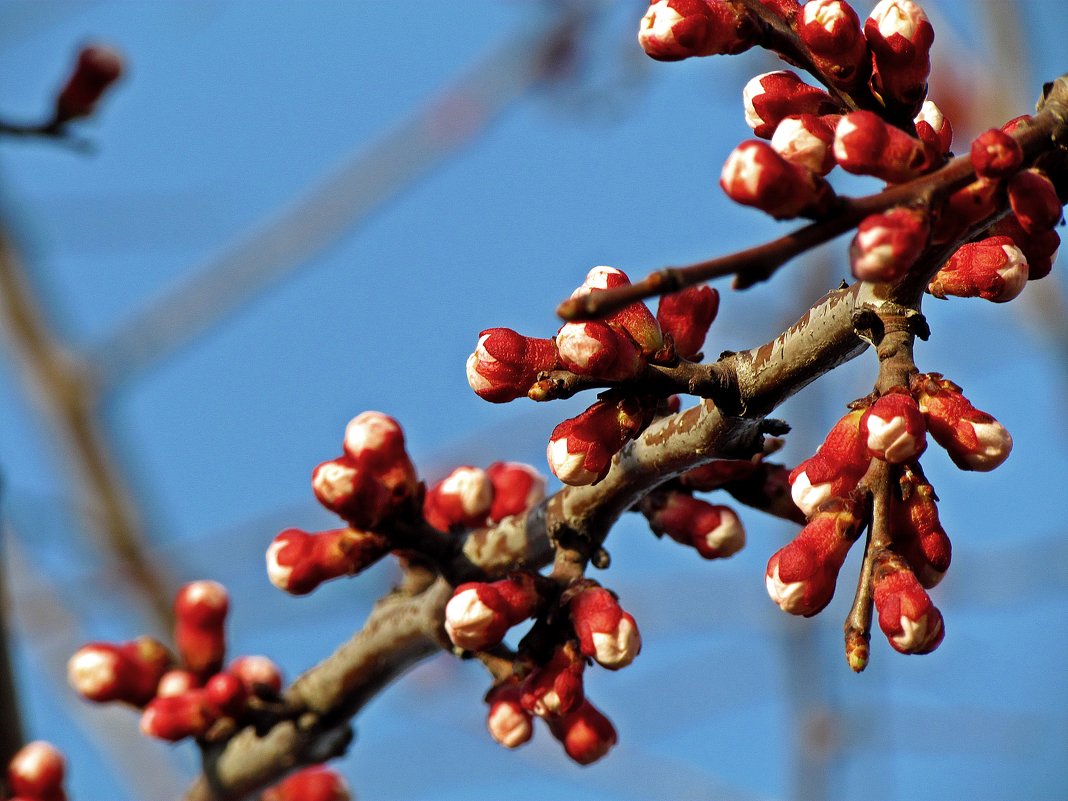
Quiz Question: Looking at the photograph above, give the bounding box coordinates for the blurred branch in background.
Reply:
[0,514,24,768]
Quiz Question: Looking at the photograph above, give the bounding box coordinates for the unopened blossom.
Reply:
[928,236,1029,303]
[988,214,1060,281]
[424,465,494,531]
[7,741,66,801]
[864,0,934,115]
[656,285,719,360]
[444,574,540,652]
[520,644,585,718]
[174,580,228,679]
[555,320,643,381]
[548,700,618,765]
[229,655,284,697]
[850,207,929,282]
[570,267,663,356]
[1008,168,1063,235]
[910,373,1012,471]
[914,99,953,155]
[486,461,546,522]
[569,585,642,670]
[743,71,839,139]
[266,527,389,595]
[798,0,869,88]
[645,491,746,559]
[140,689,217,741]
[547,398,651,486]
[770,113,837,175]
[310,455,389,529]
[834,111,928,183]
[720,140,833,219]
[55,44,123,122]
[485,680,534,749]
[67,637,172,706]
[893,471,951,587]
[341,411,419,500]
[789,409,870,518]
[466,327,559,403]
[637,0,757,61]
[861,391,927,463]
[261,766,352,801]
[872,552,945,654]
[970,128,1023,179]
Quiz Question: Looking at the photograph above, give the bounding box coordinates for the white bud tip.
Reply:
[591,616,641,670]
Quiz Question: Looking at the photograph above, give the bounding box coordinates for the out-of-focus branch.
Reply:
[0,519,23,770]
[0,226,174,630]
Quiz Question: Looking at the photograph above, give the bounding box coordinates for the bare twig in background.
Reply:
[0,521,24,770]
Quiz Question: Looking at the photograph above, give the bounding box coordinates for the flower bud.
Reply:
[266,527,389,595]
[341,411,418,501]
[742,71,840,139]
[861,391,927,463]
[7,741,66,801]
[987,214,1060,281]
[798,0,869,89]
[485,680,534,749]
[720,140,834,219]
[931,176,1001,246]
[444,574,540,652]
[928,236,1029,303]
[770,113,837,175]
[547,398,651,486]
[569,586,642,670]
[645,492,746,559]
[310,456,389,529]
[834,111,927,183]
[914,99,953,155]
[789,409,869,517]
[655,285,719,360]
[261,767,352,801]
[55,44,123,122]
[570,267,664,356]
[140,689,217,741]
[156,669,199,698]
[424,466,494,531]
[548,700,617,765]
[229,655,284,697]
[638,0,757,61]
[555,321,643,381]
[174,581,228,678]
[765,500,862,616]
[1008,168,1063,235]
[486,461,546,522]
[679,459,758,490]
[67,637,172,706]
[466,328,559,403]
[850,207,929,282]
[910,373,1012,471]
[893,471,951,587]
[520,644,585,718]
[205,672,248,718]
[872,551,944,654]
[864,0,934,116]
[970,128,1023,179]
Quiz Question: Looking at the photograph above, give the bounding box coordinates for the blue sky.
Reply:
[1,2,1067,799]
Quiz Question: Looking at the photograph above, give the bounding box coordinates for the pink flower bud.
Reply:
[928,236,1029,303]
[638,0,757,61]
[466,328,560,403]
[156,669,199,698]
[140,689,217,741]
[229,655,284,697]
[67,637,173,706]
[872,553,944,654]
[893,473,951,587]
[864,0,934,115]
[205,672,247,718]
[520,644,585,718]
[656,285,719,361]
[861,391,927,463]
[7,741,66,801]
[798,0,869,88]
[261,767,352,801]
[55,44,123,122]
[765,500,862,616]
[770,113,837,175]
[548,700,617,765]
[424,466,494,531]
[174,581,228,678]
[569,267,663,356]
[720,140,833,219]
[569,586,642,670]
[742,71,839,139]
[555,321,643,381]
[646,492,746,559]
[914,99,953,154]
[911,374,1012,471]
[789,409,870,517]
[970,128,1023,179]
[987,214,1060,281]
[833,111,927,183]
[850,207,929,282]
[444,574,540,651]
[547,399,652,485]
[266,527,389,596]
[1008,168,1063,235]
[485,680,534,749]
[341,411,418,501]
[310,456,389,529]
[486,461,546,522]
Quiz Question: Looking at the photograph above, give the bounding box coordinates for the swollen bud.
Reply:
[928,236,1029,303]
[466,328,559,403]
[872,551,944,654]
[261,766,352,801]
[266,527,389,595]
[1008,169,1063,235]
[569,585,642,670]
[424,466,494,531]
[720,140,833,220]
[444,574,540,652]
[798,0,869,89]
[547,398,651,486]
[555,321,643,382]
[645,492,746,559]
[850,207,929,282]
[864,0,934,116]
[742,71,840,139]
[7,741,67,801]
[548,700,618,765]
[638,0,757,61]
[834,111,928,183]
[486,461,546,522]
[861,391,927,463]
[656,285,719,360]
[174,580,228,679]
[55,44,123,122]
[485,680,534,749]
[910,373,1012,471]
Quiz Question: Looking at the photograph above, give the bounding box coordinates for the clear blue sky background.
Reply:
[0,2,1067,799]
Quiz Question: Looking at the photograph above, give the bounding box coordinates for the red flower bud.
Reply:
[970,128,1023,179]
[893,472,951,588]
[638,0,757,61]
[789,409,870,517]
[548,700,617,765]
[864,0,934,116]
[261,766,352,801]
[655,285,719,361]
[850,207,929,282]
[444,574,540,652]
[310,456,389,529]
[67,637,173,706]
[742,71,840,139]
[229,655,284,697]
[569,267,664,356]
[987,214,1060,281]
[872,552,944,654]
[798,0,869,89]
[1001,114,1032,136]
[156,669,199,698]
[424,465,494,531]
[520,644,585,719]
[140,689,217,741]
[914,99,953,155]
[911,374,1012,471]
[556,321,644,381]
[931,176,1001,246]
[569,586,642,670]
[341,411,418,501]
[861,391,927,463]
[720,140,833,219]
[486,461,546,522]
[765,500,862,616]
[205,672,248,718]
[266,527,389,595]
[174,581,228,678]
[1008,168,1063,235]
[833,111,927,183]
[928,236,1029,303]
[7,741,66,801]
[55,44,123,122]
[485,680,534,749]
[770,113,837,175]
[466,328,559,403]
[679,458,758,490]
[646,492,746,559]
[547,398,651,486]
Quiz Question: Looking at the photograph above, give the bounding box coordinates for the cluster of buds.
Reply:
[5,741,67,801]
[425,462,546,532]
[68,581,285,743]
[54,44,123,124]
[260,766,351,801]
